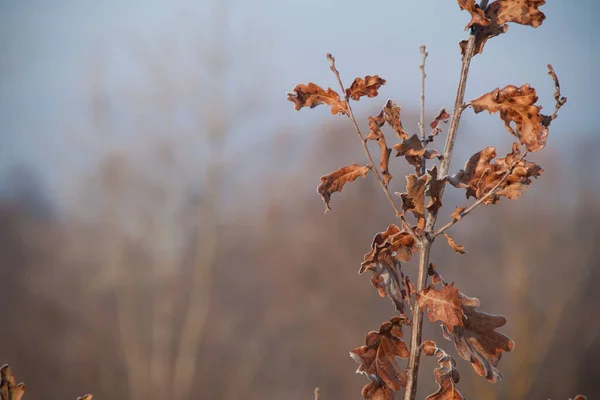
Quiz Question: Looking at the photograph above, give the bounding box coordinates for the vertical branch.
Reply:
[418,45,428,176]
[403,2,489,399]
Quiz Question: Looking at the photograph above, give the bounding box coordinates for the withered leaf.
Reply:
[360,225,418,312]
[287,82,349,115]
[361,382,395,400]
[487,0,546,27]
[417,284,464,333]
[346,75,387,101]
[422,341,465,400]
[383,100,409,141]
[471,84,547,152]
[444,233,467,254]
[367,112,393,186]
[367,112,385,140]
[457,0,491,30]
[460,0,546,55]
[426,166,446,213]
[0,365,25,400]
[429,108,451,138]
[399,174,427,228]
[442,293,515,382]
[350,316,410,396]
[317,163,370,211]
[428,263,444,286]
[450,207,466,221]
[394,134,439,174]
[448,145,542,204]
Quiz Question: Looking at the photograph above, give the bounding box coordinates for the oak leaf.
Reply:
[0,365,25,400]
[383,100,409,141]
[367,112,393,186]
[444,233,467,254]
[457,0,491,30]
[470,84,547,152]
[417,284,464,333]
[361,382,395,400]
[429,108,451,138]
[360,225,418,312]
[350,317,410,397]
[442,293,515,382]
[399,173,427,229]
[449,145,542,204]
[346,75,387,101]
[422,341,465,400]
[287,82,349,115]
[426,166,446,213]
[459,0,546,55]
[394,134,439,175]
[317,163,370,211]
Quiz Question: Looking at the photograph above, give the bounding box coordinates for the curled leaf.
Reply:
[317,163,370,211]
[346,75,387,101]
[426,166,446,213]
[287,82,349,115]
[457,0,491,30]
[394,134,439,174]
[383,100,409,141]
[367,112,393,186]
[443,233,467,254]
[399,174,427,229]
[471,84,547,152]
[0,365,25,400]
[422,341,465,400]
[429,108,451,138]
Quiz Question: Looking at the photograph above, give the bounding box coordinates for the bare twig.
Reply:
[314,387,320,400]
[327,53,421,245]
[403,2,490,399]
[419,45,428,176]
[546,64,567,121]
[433,151,528,238]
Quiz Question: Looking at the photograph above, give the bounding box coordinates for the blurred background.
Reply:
[1,1,599,399]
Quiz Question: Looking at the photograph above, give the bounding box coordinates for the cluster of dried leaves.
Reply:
[0,365,92,400]
[287,1,573,399]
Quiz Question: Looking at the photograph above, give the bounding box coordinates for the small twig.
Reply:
[403,2,489,399]
[432,150,529,238]
[327,53,421,245]
[418,45,428,177]
[546,64,567,121]
[314,387,320,400]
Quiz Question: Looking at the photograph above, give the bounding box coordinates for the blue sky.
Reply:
[1,0,598,205]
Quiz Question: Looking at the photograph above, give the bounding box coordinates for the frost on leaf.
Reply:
[457,0,491,30]
[383,100,409,141]
[443,293,515,382]
[422,341,465,400]
[346,75,387,101]
[367,112,393,186]
[426,165,446,213]
[444,233,467,254]
[317,163,370,211]
[0,365,25,400]
[417,284,464,333]
[360,225,418,312]
[459,0,546,55]
[470,84,547,152]
[448,144,543,204]
[399,174,427,229]
[394,134,438,175]
[350,317,410,398]
[287,82,349,115]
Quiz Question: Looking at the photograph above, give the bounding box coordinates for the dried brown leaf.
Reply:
[426,166,446,213]
[443,233,467,254]
[0,365,25,400]
[457,0,491,30]
[383,100,409,141]
[417,284,464,333]
[346,75,387,101]
[361,382,395,400]
[450,207,465,221]
[471,84,547,152]
[317,163,370,211]
[367,112,393,186]
[443,293,515,382]
[394,134,439,175]
[422,341,465,400]
[428,263,444,286]
[350,316,410,397]
[449,145,542,204]
[287,82,349,115]
[399,174,427,229]
[367,112,385,140]
[429,108,451,138]
[360,225,418,312]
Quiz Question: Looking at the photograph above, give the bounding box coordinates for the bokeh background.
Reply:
[1,1,599,399]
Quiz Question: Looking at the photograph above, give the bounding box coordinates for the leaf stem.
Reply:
[327,53,421,245]
[403,1,489,398]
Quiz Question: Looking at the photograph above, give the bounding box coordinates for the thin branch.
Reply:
[432,151,528,238]
[403,2,489,398]
[546,64,567,121]
[327,53,421,245]
[418,45,428,176]
[314,387,321,400]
